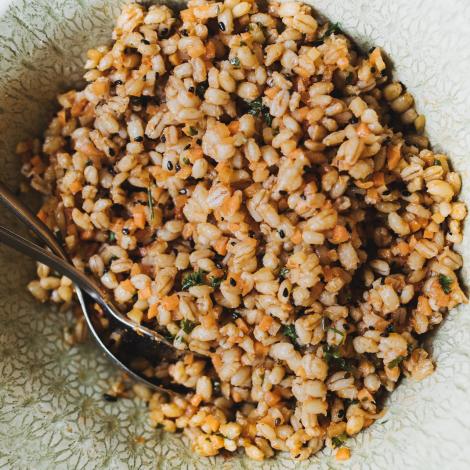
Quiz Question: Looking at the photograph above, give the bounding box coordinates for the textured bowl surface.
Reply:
[0,1,470,469]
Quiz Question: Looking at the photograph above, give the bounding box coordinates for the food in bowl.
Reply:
[19,0,467,461]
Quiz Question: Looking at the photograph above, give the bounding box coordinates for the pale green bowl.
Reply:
[0,1,470,469]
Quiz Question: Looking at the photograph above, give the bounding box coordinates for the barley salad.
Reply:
[19,0,467,462]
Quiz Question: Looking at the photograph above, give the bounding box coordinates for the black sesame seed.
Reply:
[338,409,345,419]
[382,190,391,196]
[249,230,256,238]
[278,229,285,239]
[402,190,411,197]
[181,29,188,37]
[184,144,191,150]
[188,86,195,93]
[114,79,123,86]
[300,194,306,200]
[175,163,181,171]
[141,39,150,45]
[279,190,287,196]
[229,278,236,286]
[122,228,130,235]
[179,188,187,195]
[167,161,174,171]
[218,21,226,31]
[216,261,224,269]
[108,147,115,156]
[350,116,359,124]
[196,139,202,145]
[159,28,169,39]
[103,393,117,402]
[343,323,350,330]
[282,288,289,297]
[134,136,144,142]
[274,418,281,426]
[161,135,166,143]
[370,66,376,73]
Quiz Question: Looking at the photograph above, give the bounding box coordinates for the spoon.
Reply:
[0,182,189,394]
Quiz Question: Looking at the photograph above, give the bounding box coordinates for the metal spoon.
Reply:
[0,182,188,394]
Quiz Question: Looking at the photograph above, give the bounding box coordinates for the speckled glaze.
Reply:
[0,1,469,469]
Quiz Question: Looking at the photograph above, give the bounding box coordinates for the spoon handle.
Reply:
[0,181,64,257]
[0,224,107,302]
[0,223,175,348]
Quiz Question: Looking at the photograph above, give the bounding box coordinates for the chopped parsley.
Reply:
[181,269,206,290]
[182,157,190,165]
[108,231,116,243]
[180,319,196,334]
[328,327,346,345]
[439,274,453,294]
[323,344,354,372]
[279,267,289,280]
[387,355,405,369]
[324,21,342,37]
[195,80,209,99]
[434,159,442,166]
[188,126,198,136]
[229,56,241,67]
[282,324,298,344]
[246,97,273,127]
[331,433,348,448]
[209,276,223,288]
[147,186,154,221]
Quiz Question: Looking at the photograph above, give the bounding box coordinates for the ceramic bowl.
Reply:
[0,1,469,469]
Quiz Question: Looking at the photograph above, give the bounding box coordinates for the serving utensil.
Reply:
[0,182,189,394]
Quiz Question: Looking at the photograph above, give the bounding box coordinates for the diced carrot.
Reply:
[236,318,249,334]
[190,394,203,407]
[204,40,216,60]
[259,315,274,332]
[357,122,371,137]
[265,390,281,406]
[121,279,134,292]
[291,229,302,244]
[423,229,434,239]
[335,447,351,461]
[227,120,240,134]
[409,219,421,232]
[211,354,222,370]
[213,236,228,256]
[30,155,43,167]
[264,86,280,99]
[139,285,151,301]
[372,172,385,187]
[329,225,350,244]
[130,263,141,276]
[395,241,410,256]
[417,296,432,316]
[133,205,146,229]
[69,180,82,195]
[387,143,402,170]
[254,342,270,357]
[180,8,195,22]
[71,98,87,117]
[162,294,179,310]
[80,230,94,240]
[147,303,158,319]
[36,209,48,223]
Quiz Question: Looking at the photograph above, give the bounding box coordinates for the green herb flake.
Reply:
[434,159,442,166]
[282,324,298,344]
[209,276,223,288]
[147,186,155,222]
[180,319,196,334]
[239,41,247,46]
[182,157,190,165]
[323,344,354,372]
[188,126,198,136]
[328,327,346,345]
[229,57,241,68]
[182,269,206,290]
[247,97,273,128]
[279,267,289,280]
[439,274,453,294]
[324,21,342,37]
[331,433,348,448]
[387,355,405,369]
[108,231,116,243]
[195,81,209,99]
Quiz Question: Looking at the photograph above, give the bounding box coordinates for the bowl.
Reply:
[0,1,469,468]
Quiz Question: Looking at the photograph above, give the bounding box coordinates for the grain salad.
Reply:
[19,0,467,461]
